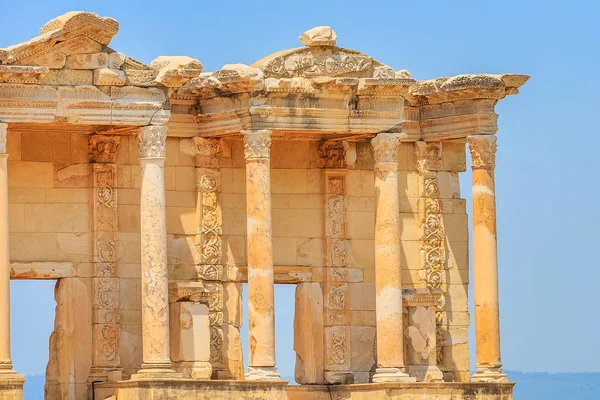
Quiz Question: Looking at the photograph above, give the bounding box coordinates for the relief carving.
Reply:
[371,132,401,163]
[89,135,121,163]
[415,141,442,171]
[138,125,167,158]
[242,130,271,160]
[468,135,497,169]
[318,141,346,168]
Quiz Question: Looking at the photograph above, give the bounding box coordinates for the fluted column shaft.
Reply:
[134,126,177,377]
[468,134,507,382]
[242,130,280,381]
[371,133,414,383]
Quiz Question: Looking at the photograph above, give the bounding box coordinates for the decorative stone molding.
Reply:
[468,135,497,170]
[89,135,121,163]
[371,133,403,163]
[0,123,6,154]
[0,65,49,84]
[150,56,203,87]
[242,130,271,159]
[90,160,121,378]
[138,125,167,158]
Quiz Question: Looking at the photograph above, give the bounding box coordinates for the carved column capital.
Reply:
[90,135,121,163]
[371,133,403,163]
[138,125,167,159]
[415,141,442,171]
[193,137,222,168]
[0,123,7,155]
[242,130,271,160]
[468,135,497,170]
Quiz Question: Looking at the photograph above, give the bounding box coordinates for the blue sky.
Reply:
[2,0,599,378]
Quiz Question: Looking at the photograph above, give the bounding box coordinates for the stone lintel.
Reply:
[10,262,73,279]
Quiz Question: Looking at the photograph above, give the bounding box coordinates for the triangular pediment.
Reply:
[251,26,402,80]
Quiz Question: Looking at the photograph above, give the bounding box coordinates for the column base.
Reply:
[174,361,212,380]
[372,367,416,383]
[245,366,281,381]
[407,365,444,382]
[130,363,183,381]
[324,371,354,384]
[472,367,508,382]
[0,370,25,400]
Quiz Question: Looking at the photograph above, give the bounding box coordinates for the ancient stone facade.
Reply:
[0,13,527,400]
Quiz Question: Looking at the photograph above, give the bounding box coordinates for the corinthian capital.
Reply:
[371,133,403,163]
[0,123,7,154]
[468,135,497,169]
[242,130,271,160]
[415,141,442,171]
[90,135,121,163]
[138,125,167,159]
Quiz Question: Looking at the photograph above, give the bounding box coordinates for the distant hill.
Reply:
[22,372,600,399]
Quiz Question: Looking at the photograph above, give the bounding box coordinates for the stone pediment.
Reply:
[0,11,119,66]
[252,26,396,80]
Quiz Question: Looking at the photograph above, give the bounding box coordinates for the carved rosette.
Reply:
[371,132,402,163]
[415,142,447,368]
[242,130,271,160]
[0,123,6,154]
[468,135,497,170]
[90,139,121,374]
[90,135,121,163]
[323,170,351,381]
[138,125,167,159]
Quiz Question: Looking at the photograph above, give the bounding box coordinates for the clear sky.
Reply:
[2,0,599,378]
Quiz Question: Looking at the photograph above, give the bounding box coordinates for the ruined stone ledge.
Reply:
[287,381,515,400]
[96,379,289,400]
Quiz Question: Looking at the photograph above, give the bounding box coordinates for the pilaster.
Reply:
[89,135,122,382]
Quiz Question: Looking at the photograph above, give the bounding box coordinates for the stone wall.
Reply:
[6,125,470,387]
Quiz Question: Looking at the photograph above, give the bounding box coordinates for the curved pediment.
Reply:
[252,26,404,80]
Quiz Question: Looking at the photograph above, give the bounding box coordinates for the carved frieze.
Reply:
[325,326,350,369]
[415,141,442,172]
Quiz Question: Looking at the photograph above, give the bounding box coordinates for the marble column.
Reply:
[133,125,179,378]
[0,122,24,396]
[371,133,414,383]
[468,134,507,382]
[242,130,280,381]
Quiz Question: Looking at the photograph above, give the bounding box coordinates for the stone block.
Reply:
[93,68,126,86]
[349,239,373,269]
[346,196,373,212]
[442,140,467,172]
[165,191,196,208]
[175,166,196,191]
[348,283,375,311]
[272,208,323,238]
[8,188,45,203]
[8,161,53,188]
[401,240,421,271]
[347,211,374,240]
[54,164,91,188]
[167,234,200,266]
[170,302,211,379]
[40,69,93,85]
[273,237,297,265]
[166,207,197,235]
[350,310,376,326]
[232,168,246,193]
[23,203,89,233]
[294,282,325,384]
[405,306,436,365]
[399,213,419,241]
[222,235,246,266]
[297,238,324,267]
[271,140,310,169]
[223,283,242,327]
[443,343,470,376]
[444,214,469,242]
[222,208,247,236]
[57,233,93,261]
[222,323,245,380]
[7,130,21,161]
[118,233,141,264]
[288,194,324,209]
[221,193,245,209]
[350,326,376,372]
[8,203,24,232]
[119,278,141,310]
[10,232,58,261]
[272,169,308,193]
[271,194,289,209]
[307,169,322,194]
[447,240,468,270]
[45,188,89,203]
